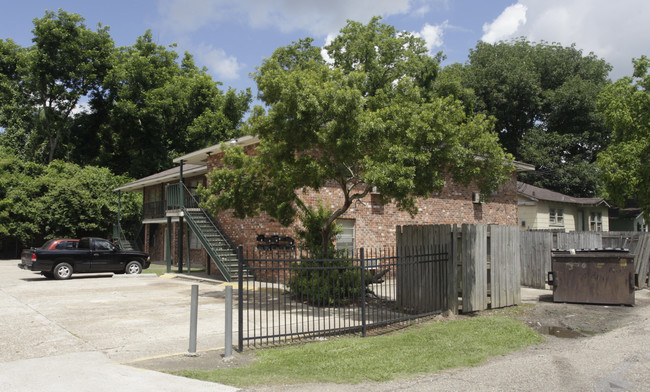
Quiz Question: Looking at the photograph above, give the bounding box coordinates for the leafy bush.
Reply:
[288,251,372,306]
[290,202,371,306]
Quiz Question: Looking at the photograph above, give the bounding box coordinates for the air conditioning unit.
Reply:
[472,192,481,204]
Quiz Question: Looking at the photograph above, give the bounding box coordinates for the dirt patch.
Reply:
[126,348,258,373]
[498,292,650,338]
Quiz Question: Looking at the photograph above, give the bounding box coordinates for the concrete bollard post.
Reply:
[188,284,198,356]
[225,285,233,359]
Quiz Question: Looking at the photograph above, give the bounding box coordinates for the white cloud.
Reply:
[194,44,243,80]
[321,33,337,64]
[413,5,431,17]
[158,0,412,36]
[416,21,448,53]
[481,3,527,44]
[482,1,650,79]
[72,101,90,116]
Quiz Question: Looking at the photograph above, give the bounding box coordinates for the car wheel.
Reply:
[53,263,73,280]
[125,261,142,275]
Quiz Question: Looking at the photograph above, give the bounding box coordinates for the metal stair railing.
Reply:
[176,183,240,281]
[113,222,142,251]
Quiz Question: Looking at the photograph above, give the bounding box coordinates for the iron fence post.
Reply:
[237,245,244,352]
[360,247,366,337]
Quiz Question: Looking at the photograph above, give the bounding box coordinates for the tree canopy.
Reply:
[0,9,251,251]
[597,56,650,219]
[201,18,513,251]
[0,147,141,248]
[0,10,251,178]
[461,39,612,196]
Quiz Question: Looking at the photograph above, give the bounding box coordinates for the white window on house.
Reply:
[590,212,603,232]
[336,219,355,251]
[549,207,564,226]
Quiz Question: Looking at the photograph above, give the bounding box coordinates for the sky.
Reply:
[1,0,649,97]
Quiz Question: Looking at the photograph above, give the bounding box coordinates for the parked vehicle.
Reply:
[39,239,79,250]
[18,237,150,280]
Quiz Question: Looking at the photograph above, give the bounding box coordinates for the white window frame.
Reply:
[590,212,602,232]
[335,219,355,251]
[549,207,564,227]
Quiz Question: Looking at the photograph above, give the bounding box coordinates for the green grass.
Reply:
[143,264,205,276]
[176,315,542,387]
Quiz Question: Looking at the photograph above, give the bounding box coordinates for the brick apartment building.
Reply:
[116,135,533,278]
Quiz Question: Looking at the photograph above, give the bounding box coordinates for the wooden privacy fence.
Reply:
[396,224,520,313]
[520,231,650,289]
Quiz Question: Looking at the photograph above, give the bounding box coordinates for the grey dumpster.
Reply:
[548,250,635,305]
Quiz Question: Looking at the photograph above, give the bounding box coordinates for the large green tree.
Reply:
[0,10,114,163]
[98,32,251,177]
[201,18,513,252]
[597,56,650,219]
[0,147,141,248]
[1,12,251,178]
[461,39,612,196]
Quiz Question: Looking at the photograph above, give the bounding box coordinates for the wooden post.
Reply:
[448,224,459,314]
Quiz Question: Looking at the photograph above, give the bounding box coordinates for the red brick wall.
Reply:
[206,147,518,251]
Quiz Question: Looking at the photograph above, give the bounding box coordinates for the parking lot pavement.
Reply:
[0,351,237,392]
[0,259,238,392]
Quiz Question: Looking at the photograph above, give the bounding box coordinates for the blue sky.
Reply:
[1,0,649,96]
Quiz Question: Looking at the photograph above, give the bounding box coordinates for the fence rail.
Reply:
[237,246,448,349]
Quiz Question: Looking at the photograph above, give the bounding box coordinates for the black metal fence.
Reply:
[237,246,448,350]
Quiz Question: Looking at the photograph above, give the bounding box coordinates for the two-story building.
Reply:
[116,135,534,281]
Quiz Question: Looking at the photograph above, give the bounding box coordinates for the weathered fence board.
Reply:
[462,224,488,312]
[396,225,451,313]
[491,225,521,308]
[398,224,520,313]
[555,232,602,249]
[633,233,650,287]
[520,231,552,289]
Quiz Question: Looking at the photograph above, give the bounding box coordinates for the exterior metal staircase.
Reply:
[167,183,245,282]
[113,223,142,251]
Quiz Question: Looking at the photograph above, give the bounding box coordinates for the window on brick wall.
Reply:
[336,219,355,251]
[190,230,201,249]
[549,207,564,227]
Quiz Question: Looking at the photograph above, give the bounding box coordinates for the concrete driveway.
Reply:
[0,259,237,392]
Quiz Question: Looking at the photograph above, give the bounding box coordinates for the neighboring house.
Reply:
[608,201,648,232]
[517,182,609,232]
[116,136,534,281]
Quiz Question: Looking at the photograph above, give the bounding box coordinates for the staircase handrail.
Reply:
[113,221,143,251]
[180,184,236,249]
[179,183,238,281]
